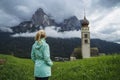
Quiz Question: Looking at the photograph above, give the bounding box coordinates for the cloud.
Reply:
[116,41,120,44]
[98,0,120,8]
[0,27,13,32]
[0,0,120,24]
[11,32,36,37]
[89,7,120,42]
[11,26,81,38]
[92,8,120,32]
[45,27,81,38]
[0,0,120,43]
[0,10,21,26]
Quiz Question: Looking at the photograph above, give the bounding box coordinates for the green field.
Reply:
[0,54,120,80]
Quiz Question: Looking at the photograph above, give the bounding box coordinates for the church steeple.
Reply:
[84,8,86,19]
[81,9,89,26]
[81,9,90,58]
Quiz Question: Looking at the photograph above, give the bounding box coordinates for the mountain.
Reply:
[11,8,81,33]
[11,21,34,33]
[0,8,120,58]
[32,8,56,27]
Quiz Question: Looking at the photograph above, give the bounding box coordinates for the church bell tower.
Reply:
[81,15,90,58]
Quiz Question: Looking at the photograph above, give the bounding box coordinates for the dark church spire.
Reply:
[81,8,89,26]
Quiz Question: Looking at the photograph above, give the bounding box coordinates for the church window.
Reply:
[84,39,88,43]
[84,34,88,38]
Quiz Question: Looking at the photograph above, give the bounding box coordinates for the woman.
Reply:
[31,30,53,80]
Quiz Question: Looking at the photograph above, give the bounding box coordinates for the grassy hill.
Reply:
[0,54,120,80]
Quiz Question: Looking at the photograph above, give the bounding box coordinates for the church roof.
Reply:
[81,16,89,26]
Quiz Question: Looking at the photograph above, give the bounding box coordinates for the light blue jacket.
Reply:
[31,38,53,77]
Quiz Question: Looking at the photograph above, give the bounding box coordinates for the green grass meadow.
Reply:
[0,54,120,80]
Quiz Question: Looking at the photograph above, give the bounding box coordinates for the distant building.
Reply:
[54,57,69,62]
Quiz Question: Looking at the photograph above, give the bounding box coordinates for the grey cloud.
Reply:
[0,27,13,32]
[11,26,81,38]
[0,0,37,21]
[100,23,120,34]
[98,0,120,8]
[0,0,120,43]
[0,0,85,25]
[0,9,21,26]
[0,0,120,26]
[88,0,120,15]
[35,0,84,22]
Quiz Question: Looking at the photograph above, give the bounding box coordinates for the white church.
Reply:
[81,16,90,58]
[70,15,99,60]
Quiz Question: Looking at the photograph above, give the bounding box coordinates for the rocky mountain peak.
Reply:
[36,8,45,15]
[59,16,80,31]
[11,8,81,33]
[32,8,50,27]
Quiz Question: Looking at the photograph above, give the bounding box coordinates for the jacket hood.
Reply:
[34,38,45,49]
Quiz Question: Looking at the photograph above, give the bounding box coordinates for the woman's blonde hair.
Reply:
[35,30,46,41]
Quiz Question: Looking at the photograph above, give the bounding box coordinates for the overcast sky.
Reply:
[0,0,120,43]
